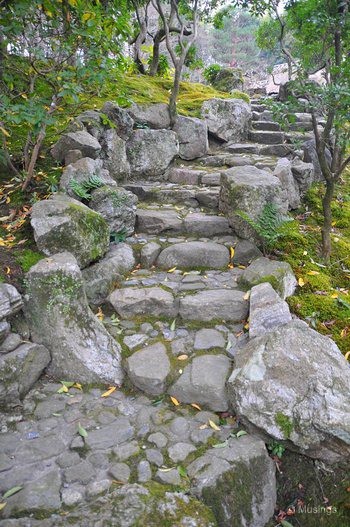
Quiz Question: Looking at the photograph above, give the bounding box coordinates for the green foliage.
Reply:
[15,249,43,272]
[239,203,291,253]
[275,413,293,439]
[110,228,128,244]
[268,441,286,458]
[69,175,104,200]
[147,54,170,78]
[203,64,222,84]
[175,44,204,70]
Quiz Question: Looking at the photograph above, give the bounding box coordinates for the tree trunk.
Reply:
[149,35,162,76]
[169,65,182,126]
[321,178,335,264]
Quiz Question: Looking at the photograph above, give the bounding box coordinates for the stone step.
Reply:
[124,182,219,211]
[135,207,232,237]
[251,103,267,112]
[249,130,285,144]
[252,121,281,131]
[225,142,296,158]
[285,131,315,144]
[198,152,278,171]
[253,110,274,121]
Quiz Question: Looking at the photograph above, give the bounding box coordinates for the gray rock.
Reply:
[239,256,297,299]
[59,157,114,198]
[109,463,131,482]
[83,243,135,305]
[0,342,50,409]
[157,241,229,270]
[64,460,95,485]
[123,333,148,351]
[89,186,137,235]
[173,116,209,160]
[194,328,225,350]
[64,149,82,165]
[168,442,196,462]
[137,460,152,482]
[126,342,170,395]
[249,282,292,338]
[140,242,161,268]
[148,432,167,448]
[179,289,248,322]
[183,213,231,237]
[169,354,231,411]
[31,193,109,268]
[188,436,276,527]
[127,129,179,178]
[303,138,330,180]
[99,129,130,181]
[201,98,251,142]
[201,173,221,186]
[0,283,23,320]
[168,167,205,185]
[273,157,301,209]
[129,102,170,129]
[233,240,262,265]
[146,448,163,467]
[136,209,182,234]
[56,451,80,469]
[195,189,219,210]
[0,332,22,353]
[24,252,124,385]
[61,486,84,506]
[291,157,315,194]
[85,417,134,449]
[101,102,134,140]
[219,165,288,240]
[86,479,111,497]
[109,286,178,319]
[0,320,10,344]
[114,440,140,461]
[249,129,284,144]
[155,467,181,485]
[228,320,350,463]
[51,131,101,163]
[69,109,104,138]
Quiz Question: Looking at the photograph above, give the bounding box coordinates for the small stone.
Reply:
[87,452,109,469]
[194,328,225,350]
[168,442,196,463]
[123,334,148,350]
[249,282,292,338]
[113,440,140,461]
[148,432,168,448]
[86,479,111,498]
[0,333,22,353]
[61,486,84,506]
[109,463,131,482]
[141,242,162,268]
[56,451,81,469]
[137,460,152,483]
[64,460,95,485]
[126,342,171,395]
[155,467,181,485]
[146,449,164,467]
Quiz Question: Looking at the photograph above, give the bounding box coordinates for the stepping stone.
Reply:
[169,354,231,411]
[195,189,219,210]
[183,213,231,237]
[253,121,281,131]
[157,241,229,270]
[168,167,205,185]
[126,342,170,395]
[233,240,262,266]
[201,173,221,185]
[179,289,248,322]
[136,209,182,235]
[194,328,225,350]
[238,256,297,299]
[225,143,261,155]
[109,286,178,319]
[249,282,292,338]
[249,130,285,144]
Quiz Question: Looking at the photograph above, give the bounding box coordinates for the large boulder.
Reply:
[89,186,138,236]
[31,194,109,268]
[157,241,229,270]
[210,67,244,92]
[187,436,276,527]
[228,320,350,463]
[99,129,130,181]
[24,252,124,385]
[82,243,135,305]
[238,257,297,299]
[219,166,288,240]
[126,129,179,178]
[169,354,231,411]
[0,342,50,409]
[273,157,301,210]
[51,131,101,163]
[101,102,134,140]
[60,157,114,198]
[172,116,208,160]
[201,98,251,142]
[128,102,171,129]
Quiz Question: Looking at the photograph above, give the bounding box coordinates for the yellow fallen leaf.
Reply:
[228,263,234,269]
[0,126,10,138]
[5,267,11,275]
[307,271,320,276]
[158,467,174,472]
[298,277,305,287]
[331,293,339,299]
[96,307,104,321]
[238,265,246,269]
[170,396,180,406]
[101,386,117,397]
[209,419,220,431]
[191,403,201,411]
[230,246,235,259]
[0,502,6,511]
[244,322,249,330]
[177,354,188,361]
[340,328,348,338]
[243,291,250,301]
[74,383,82,390]
[167,267,177,273]
[345,351,350,361]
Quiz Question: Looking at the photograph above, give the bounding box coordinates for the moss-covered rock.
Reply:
[31,193,109,268]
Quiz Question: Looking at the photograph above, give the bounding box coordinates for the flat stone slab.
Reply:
[183,213,231,237]
[109,286,178,319]
[157,241,229,270]
[136,209,182,234]
[179,289,248,322]
[249,282,292,338]
[194,328,226,350]
[126,342,170,395]
[169,354,231,411]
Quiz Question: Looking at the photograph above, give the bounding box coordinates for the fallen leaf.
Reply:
[230,246,235,259]
[2,486,23,499]
[208,419,220,431]
[303,250,308,255]
[212,440,228,448]
[307,270,320,276]
[177,354,188,361]
[243,291,250,300]
[96,307,104,321]
[170,319,176,331]
[331,293,339,299]
[167,267,177,273]
[158,467,174,472]
[5,267,11,275]
[78,423,88,438]
[101,386,117,397]
[74,383,82,390]
[344,351,350,361]
[190,403,201,411]
[244,322,249,330]
[238,265,246,269]
[170,396,180,406]
[0,126,10,137]
[0,503,6,511]
[199,424,208,430]
[298,277,305,287]
[236,430,248,438]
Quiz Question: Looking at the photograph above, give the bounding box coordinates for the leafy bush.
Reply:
[203,64,222,84]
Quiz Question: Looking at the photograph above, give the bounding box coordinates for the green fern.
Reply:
[238,203,290,253]
[69,175,104,200]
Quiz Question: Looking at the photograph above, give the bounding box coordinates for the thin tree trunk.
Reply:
[149,34,162,76]
[321,178,335,264]
[169,64,183,126]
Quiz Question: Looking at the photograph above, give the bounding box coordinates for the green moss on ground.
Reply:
[15,249,44,272]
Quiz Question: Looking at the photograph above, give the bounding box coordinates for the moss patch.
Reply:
[275,412,293,439]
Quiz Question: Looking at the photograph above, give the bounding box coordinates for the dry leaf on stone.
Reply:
[208,419,220,431]
[101,386,117,397]
[170,396,180,406]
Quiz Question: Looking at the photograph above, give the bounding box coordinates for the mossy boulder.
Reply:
[211,67,244,93]
[31,193,109,269]
[238,256,297,299]
[228,320,350,463]
[24,252,124,385]
[201,98,251,142]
